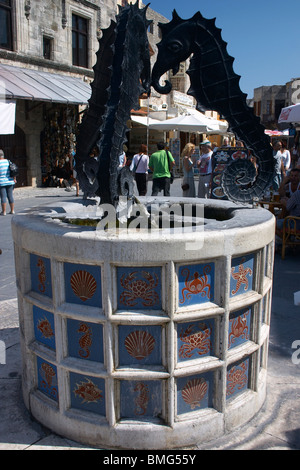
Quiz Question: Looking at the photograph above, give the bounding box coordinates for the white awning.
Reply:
[0,64,91,105]
[130,115,162,126]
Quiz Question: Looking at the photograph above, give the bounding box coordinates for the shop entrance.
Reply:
[0,125,27,187]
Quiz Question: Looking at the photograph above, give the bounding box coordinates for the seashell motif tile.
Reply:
[33,306,56,351]
[117,266,162,310]
[118,325,162,367]
[226,357,249,399]
[230,254,254,298]
[178,262,214,307]
[177,372,213,415]
[30,254,52,298]
[228,307,251,349]
[67,319,104,363]
[70,372,106,416]
[37,356,58,402]
[120,380,163,421]
[177,319,215,362]
[64,263,102,307]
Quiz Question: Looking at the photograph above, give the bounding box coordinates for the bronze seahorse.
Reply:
[151,10,274,203]
[75,4,152,205]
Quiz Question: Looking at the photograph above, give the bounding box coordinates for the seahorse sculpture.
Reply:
[151,10,274,203]
[75,3,152,205]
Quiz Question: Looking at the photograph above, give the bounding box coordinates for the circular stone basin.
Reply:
[12,197,275,449]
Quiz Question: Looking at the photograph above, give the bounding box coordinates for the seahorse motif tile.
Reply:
[120,380,162,420]
[30,254,52,298]
[67,319,104,363]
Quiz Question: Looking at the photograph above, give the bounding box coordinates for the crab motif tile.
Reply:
[64,262,102,308]
[118,325,162,367]
[37,356,58,402]
[178,262,214,307]
[33,306,56,351]
[117,266,162,310]
[226,358,249,399]
[120,380,162,420]
[177,372,213,415]
[228,307,251,349]
[177,319,215,362]
[30,254,52,298]
[67,319,104,363]
[70,372,105,416]
[230,254,254,297]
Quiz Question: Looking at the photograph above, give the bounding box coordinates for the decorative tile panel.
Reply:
[30,254,52,298]
[177,372,213,415]
[33,306,56,351]
[67,319,104,363]
[226,358,249,399]
[64,263,102,308]
[70,372,105,416]
[230,255,254,297]
[120,380,162,420]
[228,307,251,349]
[178,263,214,307]
[118,325,162,367]
[37,356,58,402]
[117,266,162,310]
[177,319,215,362]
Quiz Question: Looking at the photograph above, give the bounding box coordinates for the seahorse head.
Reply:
[151,10,200,94]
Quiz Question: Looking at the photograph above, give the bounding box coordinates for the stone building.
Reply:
[0,0,171,187]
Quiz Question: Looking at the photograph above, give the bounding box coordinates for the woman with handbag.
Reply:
[181,143,196,197]
[0,149,16,215]
[130,144,149,196]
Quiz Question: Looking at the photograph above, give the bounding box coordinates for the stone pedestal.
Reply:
[12,198,275,449]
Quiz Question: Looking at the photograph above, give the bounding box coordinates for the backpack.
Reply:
[9,160,18,177]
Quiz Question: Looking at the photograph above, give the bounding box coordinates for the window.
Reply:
[0,0,13,51]
[43,36,52,60]
[72,14,88,68]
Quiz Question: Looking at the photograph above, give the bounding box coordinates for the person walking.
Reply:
[181,142,196,197]
[149,142,175,196]
[197,140,213,198]
[130,144,149,196]
[0,149,16,215]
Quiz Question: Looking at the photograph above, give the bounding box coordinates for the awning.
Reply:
[0,64,91,105]
[130,115,162,126]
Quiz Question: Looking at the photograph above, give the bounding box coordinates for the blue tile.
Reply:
[67,319,104,363]
[177,319,214,362]
[230,255,254,297]
[33,306,56,351]
[70,372,105,416]
[37,356,58,402]
[228,307,251,349]
[30,254,52,298]
[64,263,102,307]
[118,325,162,367]
[226,358,249,399]
[178,263,214,307]
[120,380,162,420]
[117,266,162,310]
[177,372,213,415]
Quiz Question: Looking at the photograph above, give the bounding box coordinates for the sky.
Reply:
[146,0,300,98]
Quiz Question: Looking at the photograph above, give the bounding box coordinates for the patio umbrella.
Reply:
[278,103,300,124]
[148,111,225,133]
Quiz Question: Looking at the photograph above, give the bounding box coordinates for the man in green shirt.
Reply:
[149,142,175,196]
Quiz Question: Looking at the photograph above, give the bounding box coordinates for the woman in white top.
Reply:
[274,140,291,176]
[130,144,149,196]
